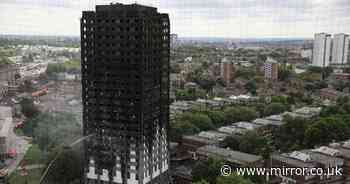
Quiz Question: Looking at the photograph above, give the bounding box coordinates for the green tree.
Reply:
[22,112,45,137]
[175,88,206,101]
[46,63,66,75]
[197,77,216,92]
[331,79,348,91]
[238,131,273,159]
[275,116,309,151]
[304,116,350,147]
[187,113,214,131]
[0,56,13,66]
[306,66,332,79]
[206,110,227,127]
[216,174,254,184]
[20,98,39,119]
[179,112,215,131]
[278,66,293,81]
[323,67,334,79]
[244,80,257,95]
[341,102,350,114]
[257,53,267,62]
[307,66,323,73]
[29,112,81,151]
[271,96,288,105]
[44,146,83,184]
[192,157,224,184]
[337,96,350,106]
[304,126,323,148]
[320,105,345,117]
[224,107,258,123]
[222,136,240,150]
[170,121,200,141]
[193,180,210,184]
[264,103,288,116]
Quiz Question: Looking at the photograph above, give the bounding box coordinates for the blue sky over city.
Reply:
[0,0,349,38]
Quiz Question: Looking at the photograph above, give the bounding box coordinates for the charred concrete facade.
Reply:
[81,3,170,184]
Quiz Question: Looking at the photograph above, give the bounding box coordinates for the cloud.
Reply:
[0,0,349,37]
[0,0,78,8]
[0,3,80,35]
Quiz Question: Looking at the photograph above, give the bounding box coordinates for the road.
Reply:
[4,118,30,175]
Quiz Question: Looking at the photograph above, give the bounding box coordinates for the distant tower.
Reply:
[170,34,178,48]
[81,3,170,184]
[220,58,233,85]
[312,33,332,67]
[264,57,279,80]
[332,33,349,65]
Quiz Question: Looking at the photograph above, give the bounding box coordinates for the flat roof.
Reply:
[294,107,321,115]
[232,121,262,130]
[265,114,284,122]
[272,154,316,168]
[335,147,350,159]
[312,146,341,157]
[252,118,283,126]
[96,3,157,12]
[182,135,217,145]
[198,131,229,141]
[342,140,350,149]
[282,107,322,119]
[301,150,344,168]
[217,126,247,135]
[197,145,262,165]
[328,141,350,159]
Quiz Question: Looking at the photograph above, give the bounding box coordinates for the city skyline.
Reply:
[0,0,350,38]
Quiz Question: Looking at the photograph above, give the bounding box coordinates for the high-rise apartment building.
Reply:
[81,3,170,184]
[312,33,332,67]
[264,57,279,80]
[220,58,233,85]
[332,33,349,65]
[170,34,178,48]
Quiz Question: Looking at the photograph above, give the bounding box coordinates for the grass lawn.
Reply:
[64,60,81,70]
[47,60,81,75]
[8,168,42,184]
[22,144,46,166]
[7,145,45,183]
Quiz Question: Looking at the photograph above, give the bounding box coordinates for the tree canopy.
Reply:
[224,106,258,123]
[223,131,274,159]
[23,112,82,151]
[20,98,40,119]
[192,157,224,184]
[305,116,350,147]
[217,174,255,184]
[44,146,83,184]
[263,102,288,116]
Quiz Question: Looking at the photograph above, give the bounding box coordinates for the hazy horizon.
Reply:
[0,0,349,38]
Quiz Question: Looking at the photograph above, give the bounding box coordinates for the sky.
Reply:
[0,0,349,38]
